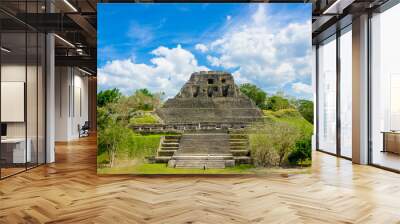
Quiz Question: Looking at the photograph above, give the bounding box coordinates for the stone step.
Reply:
[164,135,181,140]
[173,160,229,169]
[175,161,206,169]
[158,150,176,157]
[229,134,248,139]
[229,139,248,142]
[160,146,179,150]
[230,147,248,151]
[178,133,231,155]
[205,161,227,169]
[230,142,248,147]
[163,139,180,143]
[172,154,234,160]
[181,136,228,141]
[234,156,252,164]
[229,138,248,142]
[161,142,179,147]
[230,150,250,156]
[184,129,229,134]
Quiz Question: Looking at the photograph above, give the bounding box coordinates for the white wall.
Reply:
[1,65,34,138]
[55,67,89,141]
[1,63,46,164]
[55,66,69,141]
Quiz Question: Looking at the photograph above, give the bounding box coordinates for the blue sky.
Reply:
[98,3,312,99]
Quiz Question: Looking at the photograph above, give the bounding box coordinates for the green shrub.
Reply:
[288,137,312,165]
[130,113,159,125]
[249,122,299,167]
[265,95,292,111]
[249,133,279,167]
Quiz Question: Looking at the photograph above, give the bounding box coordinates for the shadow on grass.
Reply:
[97,163,311,175]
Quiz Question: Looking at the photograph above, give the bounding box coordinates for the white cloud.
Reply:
[251,5,267,26]
[98,45,208,98]
[195,43,208,53]
[127,22,154,45]
[292,82,313,94]
[206,55,221,67]
[200,4,312,91]
[226,15,232,21]
[232,70,250,85]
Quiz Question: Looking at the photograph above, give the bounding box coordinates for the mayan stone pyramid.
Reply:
[156,71,263,124]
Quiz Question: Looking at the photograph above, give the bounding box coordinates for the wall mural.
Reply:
[97,3,313,174]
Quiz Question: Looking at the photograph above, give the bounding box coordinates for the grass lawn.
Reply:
[97,163,310,175]
[262,109,313,137]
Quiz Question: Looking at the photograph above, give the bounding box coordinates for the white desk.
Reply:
[1,138,31,163]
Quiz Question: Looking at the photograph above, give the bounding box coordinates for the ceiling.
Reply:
[0,0,97,74]
[311,0,391,44]
[1,0,397,74]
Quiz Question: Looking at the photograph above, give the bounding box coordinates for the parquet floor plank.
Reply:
[1,135,400,223]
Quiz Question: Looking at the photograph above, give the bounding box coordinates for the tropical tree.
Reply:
[97,88,122,107]
[265,95,292,111]
[296,100,314,124]
[98,121,129,167]
[239,83,267,108]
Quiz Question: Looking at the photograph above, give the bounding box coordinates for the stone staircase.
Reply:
[229,134,252,164]
[155,135,181,163]
[155,133,251,168]
[173,156,232,169]
[168,133,235,169]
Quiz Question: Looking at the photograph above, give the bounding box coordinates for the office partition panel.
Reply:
[0,1,47,179]
[0,31,28,178]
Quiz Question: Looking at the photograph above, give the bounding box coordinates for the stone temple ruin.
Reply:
[156,71,263,124]
[139,71,263,169]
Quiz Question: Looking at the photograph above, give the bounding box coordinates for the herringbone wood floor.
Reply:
[1,136,400,224]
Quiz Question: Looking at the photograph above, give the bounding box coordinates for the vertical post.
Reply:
[0,25,2,179]
[46,0,56,163]
[367,12,373,165]
[336,28,341,157]
[25,2,28,170]
[352,14,369,164]
[315,45,319,151]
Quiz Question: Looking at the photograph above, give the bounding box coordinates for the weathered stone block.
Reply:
[225,160,235,167]
[168,159,176,168]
